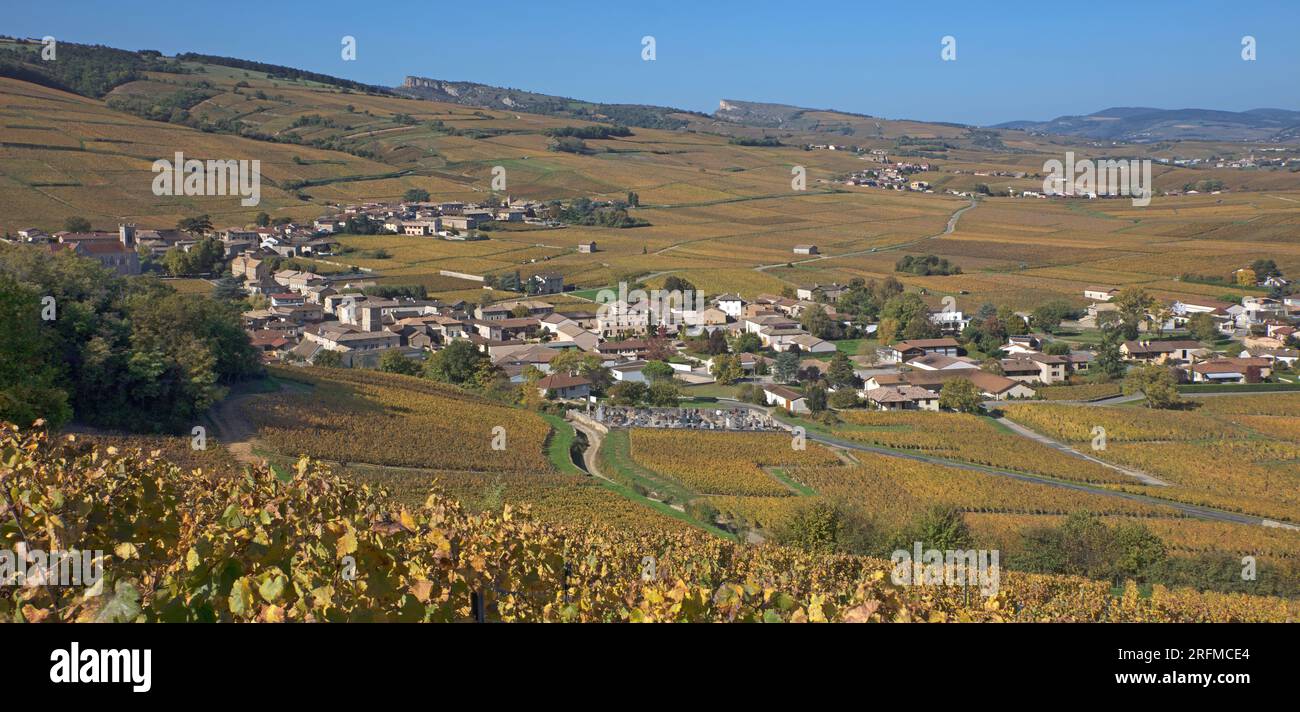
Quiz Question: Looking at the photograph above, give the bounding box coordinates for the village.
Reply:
[7,185,1298,429]
[168,201,1300,423]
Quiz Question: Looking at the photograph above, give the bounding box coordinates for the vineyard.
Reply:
[832,411,1133,484]
[627,430,841,496]
[1034,383,1123,402]
[604,413,1300,577]
[1002,399,1300,524]
[5,424,1297,623]
[796,455,1180,532]
[231,368,695,536]
[1000,403,1245,443]
[244,367,553,475]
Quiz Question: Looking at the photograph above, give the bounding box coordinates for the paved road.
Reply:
[567,417,617,485]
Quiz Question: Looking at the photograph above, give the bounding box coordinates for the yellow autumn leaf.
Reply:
[336,528,358,558]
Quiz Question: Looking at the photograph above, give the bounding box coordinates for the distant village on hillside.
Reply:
[6,189,1297,420]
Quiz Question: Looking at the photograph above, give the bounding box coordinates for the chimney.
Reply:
[119,224,135,247]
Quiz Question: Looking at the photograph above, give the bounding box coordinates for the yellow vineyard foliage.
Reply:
[628,430,840,496]
[835,411,1132,484]
[247,367,553,475]
[3,423,1296,623]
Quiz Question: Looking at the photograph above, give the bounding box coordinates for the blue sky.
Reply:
[8,1,1298,125]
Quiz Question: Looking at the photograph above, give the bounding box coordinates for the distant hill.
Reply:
[395,76,700,130]
[713,99,824,128]
[713,99,898,130]
[994,107,1300,143]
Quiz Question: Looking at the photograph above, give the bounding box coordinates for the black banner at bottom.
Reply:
[3,622,1286,699]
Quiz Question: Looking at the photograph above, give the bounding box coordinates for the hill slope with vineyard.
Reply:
[2,424,1296,623]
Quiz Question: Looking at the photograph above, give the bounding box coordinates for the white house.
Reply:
[763,384,810,414]
[906,354,978,371]
[788,333,837,354]
[610,361,649,382]
[929,310,970,334]
[716,294,745,319]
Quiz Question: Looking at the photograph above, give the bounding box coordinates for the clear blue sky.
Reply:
[8,1,1298,125]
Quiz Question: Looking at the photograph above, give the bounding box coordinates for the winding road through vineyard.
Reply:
[708,399,1294,529]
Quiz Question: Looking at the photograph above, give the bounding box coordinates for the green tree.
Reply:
[163,236,225,276]
[1111,522,1168,582]
[710,354,742,385]
[1015,512,1167,584]
[806,385,828,412]
[800,304,837,339]
[901,311,940,340]
[827,351,856,389]
[313,349,343,368]
[641,360,676,383]
[1031,300,1072,333]
[1113,287,1156,340]
[897,505,972,552]
[379,350,421,376]
[423,340,486,385]
[1123,364,1181,409]
[731,331,762,355]
[881,293,929,331]
[661,275,695,293]
[735,382,767,404]
[938,378,982,413]
[212,276,245,302]
[777,502,844,554]
[608,381,647,405]
[0,276,71,428]
[177,214,214,236]
[1186,312,1219,342]
[773,351,800,383]
[1094,327,1126,379]
[63,216,92,233]
[403,188,430,203]
[829,388,859,409]
[255,212,271,227]
[645,380,680,407]
[997,305,1028,336]
[1250,258,1280,281]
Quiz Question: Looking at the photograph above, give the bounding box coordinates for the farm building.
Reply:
[763,384,810,414]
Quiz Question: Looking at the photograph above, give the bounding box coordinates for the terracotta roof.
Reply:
[763,384,805,401]
[900,369,1023,394]
[536,373,591,390]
